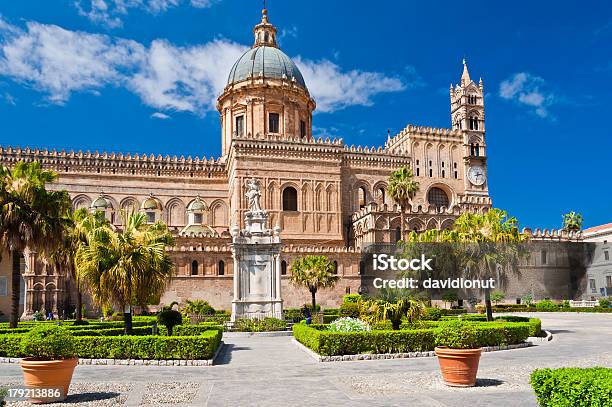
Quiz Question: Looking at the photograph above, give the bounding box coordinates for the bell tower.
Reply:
[451,60,490,210]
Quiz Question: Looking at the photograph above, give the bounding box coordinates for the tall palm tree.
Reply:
[0,161,71,328]
[50,208,108,322]
[388,166,419,241]
[76,210,174,333]
[289,255,339,310]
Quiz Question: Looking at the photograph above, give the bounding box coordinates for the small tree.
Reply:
[522,293,534,306]
[490,290,506,305]
[388,166,419,241]
[289,255,339,310]
[158,302,182,336]
[441,290,459,309]
[562,211,583,232]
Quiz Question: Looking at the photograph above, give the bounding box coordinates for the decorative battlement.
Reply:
[521,227,583,241]
[351,202,463,222]
[0,146,226,178]
[282,244,361,254]
[385,124,463,152]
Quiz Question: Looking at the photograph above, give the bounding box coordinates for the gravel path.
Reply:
[1,313,611,406]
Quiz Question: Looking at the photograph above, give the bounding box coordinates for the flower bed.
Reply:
[531,367,612,407]
[293,321,531,356]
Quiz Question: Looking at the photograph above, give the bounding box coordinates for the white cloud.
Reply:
[499,72,555,118]
[75,0,215,28]
[151,111,170,119]
[0,18,145,103]
[295,58,406,113]
[0,17,408,115]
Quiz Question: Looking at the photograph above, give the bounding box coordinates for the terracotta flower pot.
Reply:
[20,358,78,403]
[434,347,482,387]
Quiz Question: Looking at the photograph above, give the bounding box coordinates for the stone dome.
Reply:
[141,197,162,211]
[227,46,306,89]
[91,195,110,210]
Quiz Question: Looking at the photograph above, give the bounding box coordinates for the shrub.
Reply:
[234,318,286,332]
[343,294,361,304]
[293,321,530,356]
[535,299,558,312]
[561,300,570,308]
[441,290,459,306]
[157,309,183,336]
[283,308,305,323]
[20,325,76,360]
[522,293,534,306]
[72,319,90,326]
[490,290,506,305]
[599,299,610,308]
[339,302,360,318]
[423,308,442,321]
[32,310,44,322]
[327,317,370,332]
[109,311,124,321]
[182,300,216,317]
[434,320,480,349]
[530,367,612,407]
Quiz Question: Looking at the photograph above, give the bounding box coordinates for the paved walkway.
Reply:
[2,313,612,406]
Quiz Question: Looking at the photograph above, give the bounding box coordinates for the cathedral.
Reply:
[1,9,582,319]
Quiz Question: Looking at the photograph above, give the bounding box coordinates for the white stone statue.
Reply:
[245,177,262,213]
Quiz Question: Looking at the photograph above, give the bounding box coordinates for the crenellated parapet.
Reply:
[521,227,583,242]
[0,146,226,178]
[351,201,463,223]
[282,244,361,254]
[384,124,463,153]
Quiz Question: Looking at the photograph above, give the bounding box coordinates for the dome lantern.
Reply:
[253,8,278,48]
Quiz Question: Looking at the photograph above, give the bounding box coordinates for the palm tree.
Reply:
[0,161,71,328]
[562,211,583,232]
[50,208,109,322]
[289,255,339,310]
[388,166,419,241]
[401,208,528,321]
[76,210,174,333]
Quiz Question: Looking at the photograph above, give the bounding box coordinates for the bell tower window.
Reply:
[269,113,280,133]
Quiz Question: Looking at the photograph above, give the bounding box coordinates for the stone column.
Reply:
[20,249,37,320]
[275,253,281,301]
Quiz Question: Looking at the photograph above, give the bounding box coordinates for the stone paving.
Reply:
[1,313,611,406]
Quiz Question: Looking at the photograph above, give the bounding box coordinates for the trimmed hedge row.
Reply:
[477,305,612,313]
[531,367,612,407]
[293,322,531,356]
[0,330,222,360]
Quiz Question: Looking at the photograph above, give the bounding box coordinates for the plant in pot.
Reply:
[19,325,78,403]
[434,320,482,387]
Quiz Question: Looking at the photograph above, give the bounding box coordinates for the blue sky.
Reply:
[0,0,610,229]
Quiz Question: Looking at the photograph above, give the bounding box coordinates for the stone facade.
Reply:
[0,9,593,320]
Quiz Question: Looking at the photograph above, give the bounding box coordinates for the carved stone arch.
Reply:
[407,218,425,232]
[301,182,313,212]
[372,181,388,206]
[440,218,455,230]
[72,194,92,210]
[209,199,228,227]
[120,197,139,213]
[280,181,300,212]
[426,183,455,211]
[468,109,481,118]
[166,198,186,227]
[314,183,324,212]
[468,135,482,144]
[325,184,337,212]
[425,218,439,231]
[353,180,371,211]
[267,181,278,210]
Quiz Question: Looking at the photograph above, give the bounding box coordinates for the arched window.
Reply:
[359,261,365,275]
[281,260,287,275]
[218,260,225,276]
[475,144,480,157]
[427,187,450,209]
[358,187,366,209]
[332,261,338,275]
[395,226,401,243]
[191,260,198,276]
[282,187,298,211]
[376,188,385,205]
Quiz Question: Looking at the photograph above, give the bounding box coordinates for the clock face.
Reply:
[468,166,486,186]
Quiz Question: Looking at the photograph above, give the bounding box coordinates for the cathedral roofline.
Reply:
[0,145,226,178]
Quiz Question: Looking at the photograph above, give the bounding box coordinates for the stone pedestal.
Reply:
[231,181,283,321]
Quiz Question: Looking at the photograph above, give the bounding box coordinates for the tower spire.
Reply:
[461,58,471,86]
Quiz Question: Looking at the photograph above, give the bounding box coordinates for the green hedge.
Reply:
[0,330,222,360]
[531,368,612,407]
[293,321,530,356]
[158,323,223,336]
